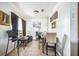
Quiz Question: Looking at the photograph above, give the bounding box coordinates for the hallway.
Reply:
[0,2,74,56]
[8,40,55,56]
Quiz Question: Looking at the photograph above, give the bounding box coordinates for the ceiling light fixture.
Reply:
[41,9,44,12]
[33,10,39,14]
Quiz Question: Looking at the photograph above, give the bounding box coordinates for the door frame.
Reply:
[78,2,79,56]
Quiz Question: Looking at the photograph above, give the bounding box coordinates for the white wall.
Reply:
[50,2,78,56]
[49,3,71,56]
[26,18,48,39]
[0,3,25,55]
[0,3,13,55]
[57,3,70,56]
[70,2,78,56]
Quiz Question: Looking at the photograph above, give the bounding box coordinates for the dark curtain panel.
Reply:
[11,12,18,35]
[22,19,26,36]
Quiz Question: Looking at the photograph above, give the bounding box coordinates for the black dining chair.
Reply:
[45,38,56,56]
[46,42,56,56]
[5,30,18,56]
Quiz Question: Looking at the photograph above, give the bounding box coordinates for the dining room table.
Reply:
[17,36,29,56]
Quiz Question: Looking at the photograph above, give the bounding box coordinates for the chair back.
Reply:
[62,34,68,50]
[6,30,18,42]
[62,34,69,56]
[46,33,56,43]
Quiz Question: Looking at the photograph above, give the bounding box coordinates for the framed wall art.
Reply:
[0,10,10,26]
[50,11,58,29]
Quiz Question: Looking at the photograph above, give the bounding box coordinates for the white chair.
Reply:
[45,34,56,55]
[57,34,68,56]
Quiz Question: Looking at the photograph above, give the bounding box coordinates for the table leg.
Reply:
[17,40,19,56]
[46,43,48,55]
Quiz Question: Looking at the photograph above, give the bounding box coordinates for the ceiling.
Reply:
[12,2,57,18]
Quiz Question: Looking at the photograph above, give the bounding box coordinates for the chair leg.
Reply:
[42,42,44,53]
[17,40,19,56]
[54,48,56,56]
[39,40,40,49]
[55,44,56,56]
[42,39,46,53]
[5,38,9,56]
[46,43,48,55]
[14,42,16,49]
[24,41,27,46]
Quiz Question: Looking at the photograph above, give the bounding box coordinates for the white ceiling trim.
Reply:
[12,2,57,19]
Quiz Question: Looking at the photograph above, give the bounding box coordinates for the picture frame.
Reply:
[50,11,58,29]
[52,22,56,28]
[50,11,58,22]
[0,10,10,26]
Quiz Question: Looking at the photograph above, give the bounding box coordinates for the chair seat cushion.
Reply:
[47,43,56,46]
